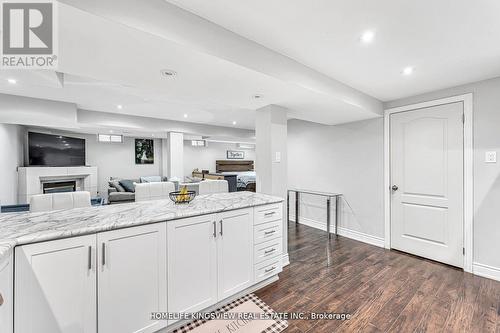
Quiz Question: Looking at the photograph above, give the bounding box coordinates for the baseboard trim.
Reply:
[292,217,385,248]
[472,262,500,282]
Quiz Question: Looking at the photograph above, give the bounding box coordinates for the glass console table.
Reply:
[287,189,342,239]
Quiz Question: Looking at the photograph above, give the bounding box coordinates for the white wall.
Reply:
[287,118,384,240]
[183,140,255,176]
[85,135,163,197]
[385,76,500,272]
[0,124,24,205]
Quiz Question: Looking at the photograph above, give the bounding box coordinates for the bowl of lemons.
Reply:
[169,186,196,204]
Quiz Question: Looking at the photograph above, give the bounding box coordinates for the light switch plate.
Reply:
[275,151,281,163]
[485,151,497,163]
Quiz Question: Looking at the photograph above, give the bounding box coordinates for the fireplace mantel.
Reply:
[17,167,98,204]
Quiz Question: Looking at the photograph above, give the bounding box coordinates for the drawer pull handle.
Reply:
[88,246,92,270]
[264,212,276,216]
[102,243,106,267]
[264,266,276,273]
[264,230,276,235]
[264,248,276,254]
[213,221,217,238]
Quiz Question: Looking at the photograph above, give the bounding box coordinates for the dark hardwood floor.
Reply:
[255,223,500,332]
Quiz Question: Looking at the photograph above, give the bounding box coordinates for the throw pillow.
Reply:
[109,180,126,192]
[119,179,136,193]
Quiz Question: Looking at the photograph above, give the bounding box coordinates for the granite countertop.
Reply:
[0,192,283,264]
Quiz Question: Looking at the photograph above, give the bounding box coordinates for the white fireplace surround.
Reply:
[18,167,98,204]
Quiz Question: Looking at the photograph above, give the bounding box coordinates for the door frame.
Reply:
[383,93,473,272]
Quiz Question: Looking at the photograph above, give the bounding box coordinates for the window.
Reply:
[191,140,206,147]
[98,134,123,143]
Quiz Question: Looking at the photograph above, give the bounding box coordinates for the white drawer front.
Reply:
[254,203,282,225]
[254,257,282,283]
[254,239,282,264]
[254,221,282,244]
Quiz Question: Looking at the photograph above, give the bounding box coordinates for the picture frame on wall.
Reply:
[226,150,245,159]
[135,139,154,164]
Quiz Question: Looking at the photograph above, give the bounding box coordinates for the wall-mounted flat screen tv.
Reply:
[28,132,86,167]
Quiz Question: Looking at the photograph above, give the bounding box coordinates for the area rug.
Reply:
[173,293,288,333]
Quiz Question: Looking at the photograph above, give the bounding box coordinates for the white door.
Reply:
[390,102,464,267]
[217,208,253,300]
[97,224,167,333]
[167,214,218,315]
[14,235,96,333]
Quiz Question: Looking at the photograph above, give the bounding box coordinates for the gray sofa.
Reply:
[108,176,168,204]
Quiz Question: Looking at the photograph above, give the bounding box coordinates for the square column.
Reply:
[255,105,288,262]
[164,132,184,181]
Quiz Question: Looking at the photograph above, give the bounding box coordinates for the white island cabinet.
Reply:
[167,208,254,318]
[97,223,167,333]
[14,224,167,333]
[167,214,218,314]
[14,235,97,333]
[0,256,13,333]
[217,208,254,300]
[8,198,284,333]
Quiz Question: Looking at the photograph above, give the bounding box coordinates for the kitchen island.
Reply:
[0,192,285,333]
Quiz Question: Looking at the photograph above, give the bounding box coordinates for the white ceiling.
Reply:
[0,71,257,129]
[167,0,500,101]
[0,0,382,130]
[3,0,497,132]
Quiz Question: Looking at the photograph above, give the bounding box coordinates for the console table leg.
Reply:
[295,191,299,225]
[335,195,341,236]
[327,197,331,239]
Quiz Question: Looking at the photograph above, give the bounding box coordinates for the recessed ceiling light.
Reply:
[232,121,237,125]
[109,130,114,133]
[7,78,17,84]
[183,114,188,118]
[160,69,177,78]
[117,104,123,109]
[360,30,375,44]
[402,66,414,75]
[252,94,263,99]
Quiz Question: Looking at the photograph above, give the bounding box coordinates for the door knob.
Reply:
[391,185,399,191]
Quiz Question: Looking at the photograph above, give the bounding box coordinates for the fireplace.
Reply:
[43,181,77,194]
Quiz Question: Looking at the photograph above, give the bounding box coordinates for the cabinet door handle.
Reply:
[264,266,276,273]
[264,248,276,254]
[264,211,276,216]
[264,230,276,235]
[0,292,4,306]
[219,220,223,236]
[88,246,92,270]
[213,221,217,238]
[101,243,106,266]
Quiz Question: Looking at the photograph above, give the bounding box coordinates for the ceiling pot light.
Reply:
[183,114,188,118]
[360,30,375,44]
[402,66,414,75]
[232,121,237,125]
[116,104,123,109]
[7,78,17,84]
[161,69,177,78]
